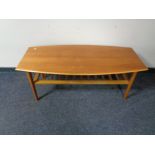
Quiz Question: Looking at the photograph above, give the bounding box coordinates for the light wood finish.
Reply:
[16,45,148,75]
[35,79,129,85]
[33,73,40,82]
[124,72,137,99]
[26,72,39,101]
[16,45,148,100]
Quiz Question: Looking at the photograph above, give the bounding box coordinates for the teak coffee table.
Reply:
[16,45,148,101]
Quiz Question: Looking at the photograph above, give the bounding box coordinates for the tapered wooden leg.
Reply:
[124,72,137,99]
[26,72,39,101]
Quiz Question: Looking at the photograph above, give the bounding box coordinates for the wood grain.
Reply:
[16,45,148,75]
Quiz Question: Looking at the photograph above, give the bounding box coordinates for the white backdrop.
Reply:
[0,19,155,67]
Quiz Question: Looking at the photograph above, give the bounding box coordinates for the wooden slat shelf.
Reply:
[35,79,129,85]
[34,73,129,85]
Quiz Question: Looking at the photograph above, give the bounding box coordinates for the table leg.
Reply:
[124,72,137,99]
[26,72,39,101]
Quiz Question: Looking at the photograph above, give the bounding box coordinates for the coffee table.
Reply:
[16,45,148,101]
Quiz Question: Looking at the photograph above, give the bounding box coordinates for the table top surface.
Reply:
[16,45,148,75]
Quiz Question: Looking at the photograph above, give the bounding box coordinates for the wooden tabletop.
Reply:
[16,45,148,75]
